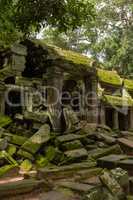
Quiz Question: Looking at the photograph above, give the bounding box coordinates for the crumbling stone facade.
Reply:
[1,40,133,199]
[0,39,133,132]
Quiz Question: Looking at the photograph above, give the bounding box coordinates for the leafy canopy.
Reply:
[43,0,133,75]
[0,0,95,45]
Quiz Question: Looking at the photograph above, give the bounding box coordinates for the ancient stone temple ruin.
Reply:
[0,39,133,132]
[1,40,133,199]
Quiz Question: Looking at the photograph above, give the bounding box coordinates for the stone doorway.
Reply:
[118,111,129,131]
[105,107,113,129]
[5,90,22,117]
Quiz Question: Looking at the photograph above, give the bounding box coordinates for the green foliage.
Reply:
[0,0,95,46]
[0,0,22,46]
[43,0,133,75]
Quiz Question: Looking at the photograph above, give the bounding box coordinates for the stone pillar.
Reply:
[46,66,63,132]
[100,104,106,125]
[84,74,98,124]
[113,110,119,130]
[129,108,133,130]
[24,88,33,112]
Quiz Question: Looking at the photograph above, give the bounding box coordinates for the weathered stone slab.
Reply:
[97,133,116,145]
[56,133,88,144]
[118,159,133,170]
[97,154,128,169]
[0,165,16,177]
[38,161,96,179]
[100,171,123,197]
[118,138,133,154]
[76,168,102,180]
[20,124,50,154]
[0,179,45,197]
[57,181,96,193]
[85,144,98,151]
[17,149,34,161]
[111,168,129,193]
[61,140,83,151]
[88,145,123,160]
[64,148,88,162]
[24,111,48,124]
[4,133,28,146]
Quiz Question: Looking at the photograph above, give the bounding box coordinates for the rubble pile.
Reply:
[0,109,133,199]
[0,40,133,199]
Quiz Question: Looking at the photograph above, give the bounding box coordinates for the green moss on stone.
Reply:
[0,165,16,177]
[45,146,56,162]
[20,159,32,172]
[4,133,28,146]
[17,149,34,161]
[36,154,49,168]
[7,144,17,156]
[97,69,122,86]
[103,95,133,107]
[0,115,12,128]
[30,39,94,75]
[124,79,133,91]
[20,124,50,154]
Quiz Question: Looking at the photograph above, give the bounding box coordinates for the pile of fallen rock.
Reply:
[0,108,133,199]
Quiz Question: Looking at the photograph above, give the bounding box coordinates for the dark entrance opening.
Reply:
[118,112,128,131]
[105,107,113,129]
[5,90,22,117]
[4,77,15,84]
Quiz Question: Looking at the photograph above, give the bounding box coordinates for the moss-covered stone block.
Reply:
[111,168,129,190]
[100,170,123,197]
[0,115,12,128]
[17,149,34,161]
[6,144,17,156]
[64,148,88,163]
[56,133,88,144]
[103,95,133,107]
[35,155,49,168]
[97,69,122,86]
[124,79,133,91]
[88,145,123,160]
[61,140,83,151]
[45,146,56,162]
[0,164,16,177]
[20,124,50,154]
[4,133,28,146]
[20,159,32,172]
